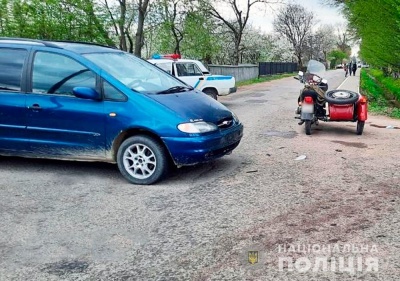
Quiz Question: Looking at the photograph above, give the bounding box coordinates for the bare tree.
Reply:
[134,0,150,56]
[103,0,136,52]
[202,0,280,65]
[162,0,184,54]
[303,25,336,64]
[273,3,315,68]
[336,23,352,56]
[316,25,336,63]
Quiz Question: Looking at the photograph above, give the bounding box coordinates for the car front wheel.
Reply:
[117,135,168,185]
[203,88,218,100]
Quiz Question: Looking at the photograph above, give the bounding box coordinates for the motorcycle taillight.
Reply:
[359,96,367,104]
[304,96,313,104]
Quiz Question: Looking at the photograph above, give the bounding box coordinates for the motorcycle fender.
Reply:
[301,112,314,120]
[357,102,368,121]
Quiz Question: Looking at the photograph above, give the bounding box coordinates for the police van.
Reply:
[148,54,236,100]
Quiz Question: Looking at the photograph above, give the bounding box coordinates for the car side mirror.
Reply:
[73,87,101,100]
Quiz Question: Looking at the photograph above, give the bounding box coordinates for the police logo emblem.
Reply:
[248,251,258,265]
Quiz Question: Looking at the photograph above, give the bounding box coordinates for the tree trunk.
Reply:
[134,0,149,57]
[233,33,241,65]
[127,32,134,53]
[119,0,127,51]
[297,53,303,69]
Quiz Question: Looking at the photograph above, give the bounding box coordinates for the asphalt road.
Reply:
[1,69,399,280]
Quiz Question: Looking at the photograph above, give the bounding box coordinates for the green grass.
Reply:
[236,72,297,87]
[360,68,400,119]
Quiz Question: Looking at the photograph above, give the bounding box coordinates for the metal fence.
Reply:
[259,62,298,76]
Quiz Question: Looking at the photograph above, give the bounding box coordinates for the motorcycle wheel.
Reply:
[356,121,365,135]
[305,120,311,135]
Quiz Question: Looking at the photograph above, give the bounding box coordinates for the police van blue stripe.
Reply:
[206,76,233,81]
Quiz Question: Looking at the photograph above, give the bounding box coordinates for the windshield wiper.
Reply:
[156,86,192,95]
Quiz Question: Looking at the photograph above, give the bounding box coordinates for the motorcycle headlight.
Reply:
[177,121,218,133]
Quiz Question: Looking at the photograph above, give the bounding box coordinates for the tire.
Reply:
[203,88,218,100]
[117,135,168,185]
[305,120,311,135]
[325,90,359,105]
[356,121,365,135]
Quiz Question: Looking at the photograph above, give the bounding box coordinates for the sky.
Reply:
[247,0,347,34]
[218,0,359,55]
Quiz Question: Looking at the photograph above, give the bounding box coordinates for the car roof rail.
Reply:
[0,37,117,49]
[0,37,61,48]
[51,40,117,49]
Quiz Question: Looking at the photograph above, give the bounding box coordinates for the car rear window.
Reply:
[0,48,27,92]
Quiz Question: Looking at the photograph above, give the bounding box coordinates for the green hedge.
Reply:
[360,68,400,118]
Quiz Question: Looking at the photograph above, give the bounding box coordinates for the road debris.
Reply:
[295,155,307,161]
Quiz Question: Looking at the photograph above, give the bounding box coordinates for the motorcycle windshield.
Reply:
[306,60,326,77]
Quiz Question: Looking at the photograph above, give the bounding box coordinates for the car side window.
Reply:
[176,64,188,76]
[0,48,27,92]
[103,80,126,101]
[32,52,96,96]
[176,63,203,77]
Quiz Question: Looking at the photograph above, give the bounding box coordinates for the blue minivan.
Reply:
[0,38,243,184]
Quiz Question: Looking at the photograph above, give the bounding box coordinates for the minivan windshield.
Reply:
[84,52,191,94]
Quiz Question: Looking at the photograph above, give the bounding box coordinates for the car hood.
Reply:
[146,90,233,123]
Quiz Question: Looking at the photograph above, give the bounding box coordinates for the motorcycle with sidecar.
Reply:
[295,60,368,135]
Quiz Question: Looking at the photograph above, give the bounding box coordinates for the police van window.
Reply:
[32,52,96,96]
[154,62,172,74]
[0,48,27,92]
[176,64,188,76]
[103,80,126,101]
[177,63,202,76]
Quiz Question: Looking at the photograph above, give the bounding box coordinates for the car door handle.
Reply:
[28,104,42,110]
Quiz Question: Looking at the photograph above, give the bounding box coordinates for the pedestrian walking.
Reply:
[348,62,352,76]
[344,64,348,77]
[352,63,357,76]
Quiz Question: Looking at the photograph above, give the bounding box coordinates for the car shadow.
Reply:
[0,155,120,179]
[0,155,239,186]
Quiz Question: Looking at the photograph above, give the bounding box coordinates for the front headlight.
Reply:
[177,121,218,133]
[232,112,240,124]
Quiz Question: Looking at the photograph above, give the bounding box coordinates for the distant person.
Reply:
[348,62,352,76]
[344,63,348,77]
[352,63,357,76]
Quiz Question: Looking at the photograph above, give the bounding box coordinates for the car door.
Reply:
[174,62,204,87]
[26,51,106,160]
[0,47,29,152]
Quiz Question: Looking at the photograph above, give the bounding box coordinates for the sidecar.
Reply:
[324,89,368,135]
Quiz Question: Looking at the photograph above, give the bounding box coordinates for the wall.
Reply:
[207,64,258,82]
